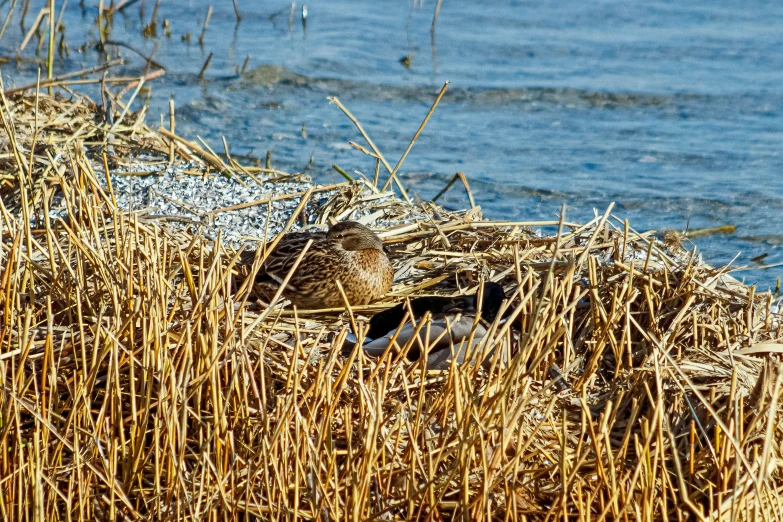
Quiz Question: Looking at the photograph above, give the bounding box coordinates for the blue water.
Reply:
[2,0,782,287]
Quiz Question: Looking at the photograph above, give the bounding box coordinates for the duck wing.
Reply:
[366,281,505,339]
[363,316,490,369]
[366,295,474,339]
[426,336,486,370]
[362,321,449,357]
[256,231,328,284]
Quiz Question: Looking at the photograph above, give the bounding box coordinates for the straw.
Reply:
[0,80,781,522]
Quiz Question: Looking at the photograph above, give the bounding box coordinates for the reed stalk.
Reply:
[0,72,781,522]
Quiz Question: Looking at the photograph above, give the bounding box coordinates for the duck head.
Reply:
[328,221,385,251]
[475,281,506,323]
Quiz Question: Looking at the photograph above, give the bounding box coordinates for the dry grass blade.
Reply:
[381,80,449,192]
[0,89,781,521]
[328,96,412,203]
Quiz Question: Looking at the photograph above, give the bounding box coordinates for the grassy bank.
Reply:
[0,84,782,522]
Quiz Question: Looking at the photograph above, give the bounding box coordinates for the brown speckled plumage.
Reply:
[240,221,394,308]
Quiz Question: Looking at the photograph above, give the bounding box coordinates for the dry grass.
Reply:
[1,85,783,522]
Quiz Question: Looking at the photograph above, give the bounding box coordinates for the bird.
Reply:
[239,220,394,309]
[356,282,507,370]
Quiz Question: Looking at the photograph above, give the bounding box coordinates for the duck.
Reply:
[239,220,394,309]
[355,282,507,370]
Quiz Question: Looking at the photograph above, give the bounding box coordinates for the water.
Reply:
[2,0,782,288]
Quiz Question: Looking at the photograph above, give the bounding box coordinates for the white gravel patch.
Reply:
[49,155,337,246]
[46,153,433,249]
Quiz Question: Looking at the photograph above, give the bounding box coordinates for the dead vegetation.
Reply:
[1,84,783,521]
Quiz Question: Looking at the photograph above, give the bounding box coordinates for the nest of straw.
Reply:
[1,89,782,521]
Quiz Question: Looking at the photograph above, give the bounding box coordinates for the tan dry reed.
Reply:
[0,87,782,521]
